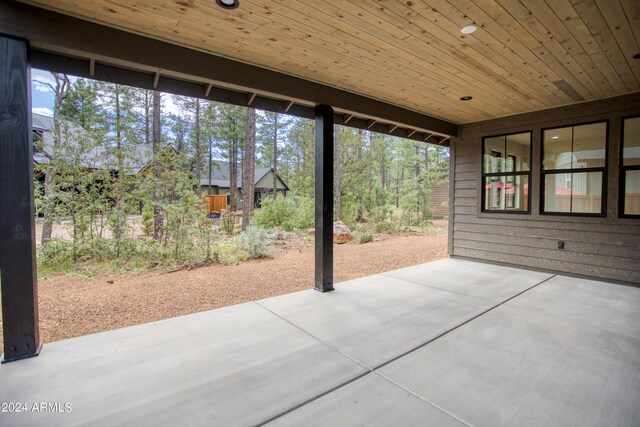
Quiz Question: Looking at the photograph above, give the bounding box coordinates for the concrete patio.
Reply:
[1,258,639,426]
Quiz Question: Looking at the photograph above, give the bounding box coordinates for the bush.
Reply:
[221,211,235,235]
[141,205,154,237]
[213,240,249,264]
[237,226,272,259]
[359,232,373,244]
[375,220,396,233]
[253,196,295,230]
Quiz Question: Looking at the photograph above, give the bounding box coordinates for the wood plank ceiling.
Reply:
[19,0,640,124]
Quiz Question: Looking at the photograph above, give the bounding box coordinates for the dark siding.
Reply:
[451,93,640,284]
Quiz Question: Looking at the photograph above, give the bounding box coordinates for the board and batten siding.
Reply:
[450,93,640,285]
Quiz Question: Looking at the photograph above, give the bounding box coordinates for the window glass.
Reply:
[573,122,606,168]
[624,170,640,215]
[623,116,640,166]
[544,172,602,214]
[505,133,530,172]
[484,175,528,212]
[543,127,572,170]
[483,136,505,173]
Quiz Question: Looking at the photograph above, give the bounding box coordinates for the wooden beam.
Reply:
[284,100,294,112]
[89,57,95,77]
[407,129,417,138]
[204,83,213,97]
[439,136,450,145]
[0,2,458,137]
[367,120,377,129]
[247,93,257,106]
[314,104,334,293]
[389,124,398,133]
[343,114,353,124]
[0,36,41,363]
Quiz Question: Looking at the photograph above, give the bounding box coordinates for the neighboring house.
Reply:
[200,160,290,208]
[32,112,168,178]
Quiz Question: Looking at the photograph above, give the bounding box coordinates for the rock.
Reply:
[333,221,352,244]
[307,223,353,243]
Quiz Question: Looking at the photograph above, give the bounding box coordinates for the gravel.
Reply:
[0,224,448,354]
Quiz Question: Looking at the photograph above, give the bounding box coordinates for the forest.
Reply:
[35,72,449,274]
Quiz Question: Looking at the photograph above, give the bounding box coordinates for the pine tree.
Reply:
[40,72,71,245]
[242,107,256,230]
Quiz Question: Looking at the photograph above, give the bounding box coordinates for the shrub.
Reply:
[253,196,296,231]
[359,232,373,244]
[289,196,314,230]
[141,205,154,237]
[375,220,396,233]
[213,240,249,264]
[221,211,235,235]
[237,226,272,259]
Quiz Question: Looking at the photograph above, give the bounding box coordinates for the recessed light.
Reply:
[552,136,559,139]
[461,25,478,35]
[460,96,473,101]
[216,0,239,9]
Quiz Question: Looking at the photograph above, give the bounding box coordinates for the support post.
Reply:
[0,35,41,362]
[314,105,334,292]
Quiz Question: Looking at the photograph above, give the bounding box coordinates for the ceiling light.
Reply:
[460,96,473,101]
[461,25,478,35]
[552,136,559,139]
[216,0,239,9]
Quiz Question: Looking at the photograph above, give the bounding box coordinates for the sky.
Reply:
[30,68,181,117]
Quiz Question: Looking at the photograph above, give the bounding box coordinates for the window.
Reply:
[482,132,531,212]
[621,117,640,217]
[542,121,607,215]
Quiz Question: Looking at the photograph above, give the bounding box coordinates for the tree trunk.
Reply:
[114,85,124,257]
[194,99,202,196]
[145,90,150,144]
[396,166,401,208]
[41,73,71,245]
[229,117,238,212]
[152,90,163,240]
[356,129,364,222]
[334,124,342,221]
[208,137,213,194]
[242,107,256,230]
[273,114,279,197]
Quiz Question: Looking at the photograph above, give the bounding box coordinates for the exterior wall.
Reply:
[255,171,287,190]
[451,93,640,284]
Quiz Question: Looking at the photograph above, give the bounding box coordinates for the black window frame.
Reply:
[620,115,640,219]
[481,130,532,214]
[540,120,608,217]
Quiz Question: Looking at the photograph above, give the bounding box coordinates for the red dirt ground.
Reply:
[0,222,448,354]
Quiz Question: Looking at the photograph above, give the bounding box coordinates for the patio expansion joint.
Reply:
[379,273,495,301]
[253,300,374,426]
[371,274,557,372]
[254,274,556,425]
[371,371,474,427]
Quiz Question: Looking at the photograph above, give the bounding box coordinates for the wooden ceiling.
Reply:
[19,0,640,124]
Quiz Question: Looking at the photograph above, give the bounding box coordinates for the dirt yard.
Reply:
[0,223,448,354]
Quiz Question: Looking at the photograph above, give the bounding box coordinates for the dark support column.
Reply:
[314,104,334,292]
[0,35,41,363]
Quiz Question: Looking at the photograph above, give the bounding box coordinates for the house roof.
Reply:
[200,160,289,191]
[33,113,163,174]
